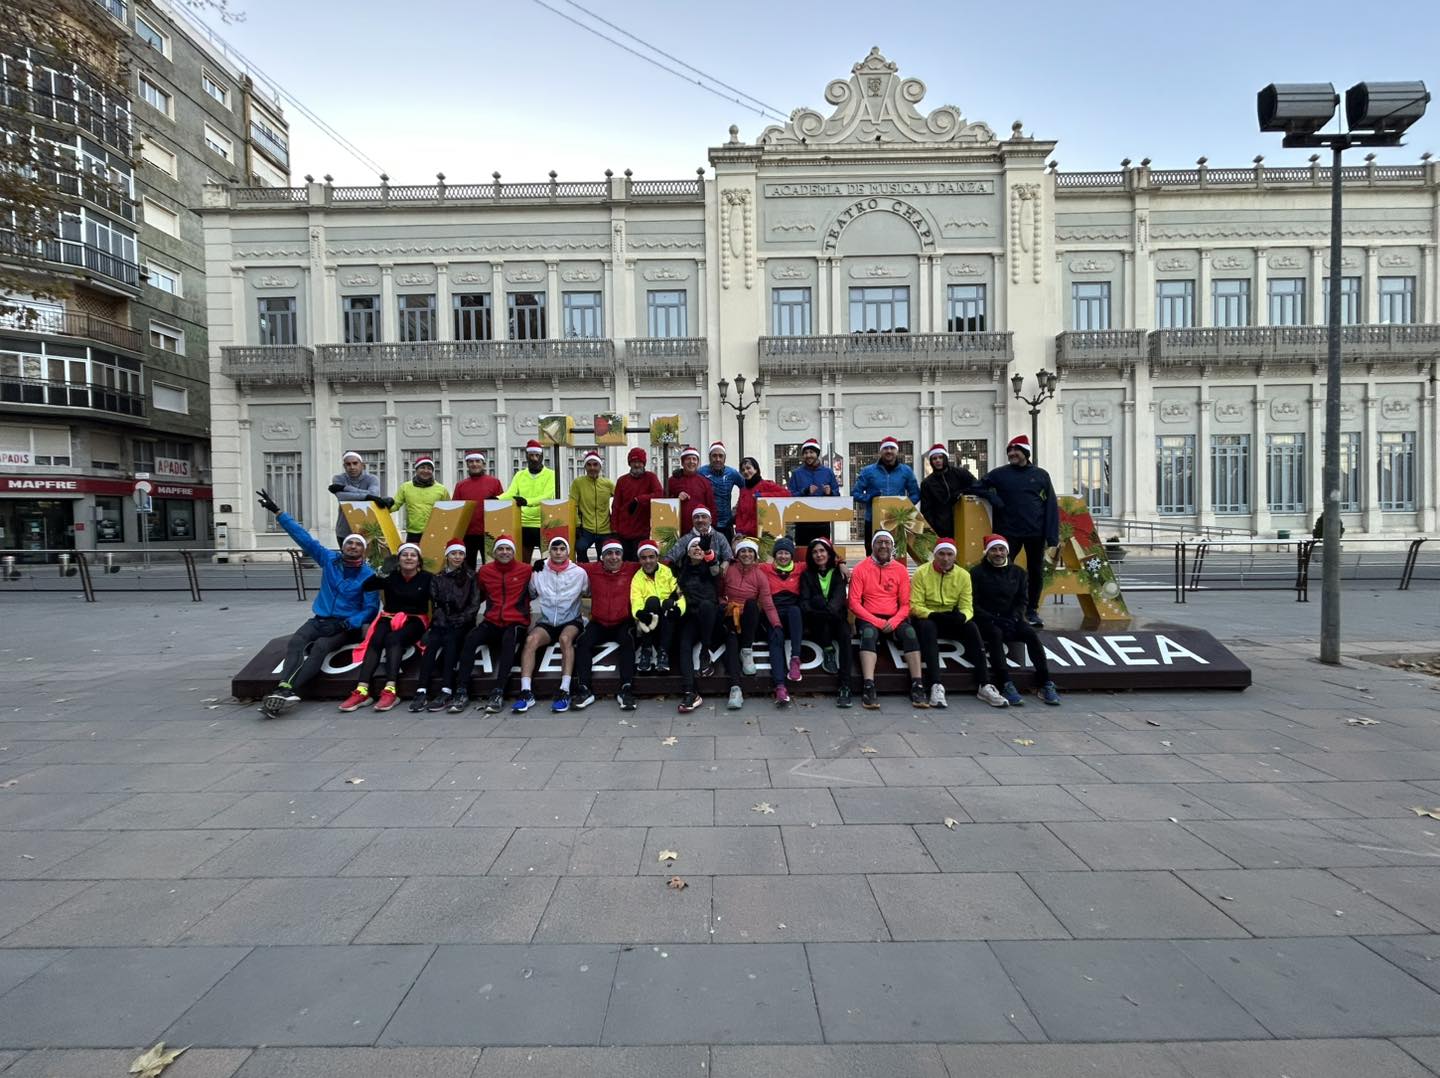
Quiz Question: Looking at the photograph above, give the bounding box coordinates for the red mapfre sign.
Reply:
[0,475,213,498]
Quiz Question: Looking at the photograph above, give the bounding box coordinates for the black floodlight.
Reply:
[1257,83,1338,137]
[1345,81,1429,135]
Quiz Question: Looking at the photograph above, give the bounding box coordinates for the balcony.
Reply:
[1149,325,1440,367]
[623,337,708,375]
[0,83,131,153]
[249,120,290,169]
[1055,330,1149,370]
[1,376,144,418]
[1,233,141,291]
[1,310,143,354]
[758,332,1014,376]
[313,339,616,383]
[220,345,314,387]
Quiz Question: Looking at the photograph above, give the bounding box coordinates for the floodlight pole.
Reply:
[1319,140,1345,665]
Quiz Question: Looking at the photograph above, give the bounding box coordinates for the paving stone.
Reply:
[429,760,558,790]
[381,944,618,1046]
[207,739,339,765]
[512,737,622,762]
[167,944,433,1047]
[938,1040,1434,1078]
[807,941,1044,1042]
[950,785,1099,823]
[975,756,1109,785]
[545,761,662,790]
[1172,753,1337,783]
[456,790,596,828]
[809,733,917,759]
[197,791,364,829]
[328,791,480,828]
[205,763,347,791]
[4,878,244,946]
[0,793,134,830]
[1022,870,1246,939]
[989,939,1270,1042]
[1047,822,1240,870]
[868,873,1068,940]
[497,716,594,738]
[766,758,882,788]
[1177,937,1440,1037]
[900,733,1008,757]
[604,944,820,1044]
[0,949,64,998]
[939,1043,1192,1077]
[713,788,840,826]
[658,760,771,789]
[1060,783,1232,821]
[586,789,713,827]
[1311,818,1440,864]
[0,946,248,1048]
[315,762,456,790]
[614,735,715,761]
[711,874,888,943]
[2,1048,252,1077]
[354,876,557,943]
[1359,935,1440,993]
[1178,781,1358,820]
[1395,1039,1440,1075]
[178,877,402,945]
[712,1045,947,1078]
[311,737,439,763]
[832,787,965,824]
[477,1046,709,1078]
[1178,819,1394,868]
[1286,750,1440,782]
[534,875,712,943]
[234,1048,480,1078]
[785,824,937,874]
[1090,731,1216,755]
[867,756,995,788]
[1077,755,1226,783]
[986,731,1118,756]
[341,827,512,877]
[1178,868,1428,936]
[914,822,1088,873]
[1333,867,1440,931]
[489,827,644,876]
[36,829,244,881]
[714,735,812,758]
[191,828,379,878]
[640,826,787,875]
[73,792,245,830]
[0,832,106,879]
[2,764,142,794]
[1304,781,1440,818]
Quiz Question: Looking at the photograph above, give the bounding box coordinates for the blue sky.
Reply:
[205,0,1439,185]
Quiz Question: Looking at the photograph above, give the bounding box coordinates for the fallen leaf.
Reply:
[667,876,687,890]
[860,745,878,755]
[344,777,365,785]
[617,719,631,727]
[130,1042,188,1078]
[752,801,776,815]
[20,854,34,860]
[792,725,809,734]
[1145,719,1162,727]
[1217,894,1236,902]
[943,817,958,830]
[1410,807,1440,820]
[0,779,17,789]
[1346,717,1379,726]
[1160,740,1173,748]
[661,736,679,747]
[658,849,679,863]
[1013,738,1036,747]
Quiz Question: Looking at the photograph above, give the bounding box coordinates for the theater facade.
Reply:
[203,48,1438,550]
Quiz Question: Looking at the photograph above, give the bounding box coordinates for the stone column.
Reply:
[1309,248,1325,327]
[436,264,452,342]
[1308,394,1325,520]
[602,260,616,343]
[1364,247,1380,324]
[916,258,930,332]
[695,258,709,345]
[1197,250,1212,328]
[1133,366,1156,519]
[1252,387,1270,536]
[1121,251,1135,329]
[1423,244,1437,323]
[1253,248,1268,326]
[1420,384,1437,533]
[1119,395,1135,519]
[491,262,507,341]
[545,259,560,339]
[1363,393,1381,533]
[379,266,395,342]
[929,255,946,332]
[829,257,844,333]
[438,410,454,483]
[1196,392,1213,527]
[384,413,398,493]
[816,257,831,333]
[321,267,338,342]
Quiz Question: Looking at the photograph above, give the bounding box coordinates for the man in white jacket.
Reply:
[512,536,590,714]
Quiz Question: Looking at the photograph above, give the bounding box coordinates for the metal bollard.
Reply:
[2,555,17,582]
[58,552,77,578]
[105,552,120,574]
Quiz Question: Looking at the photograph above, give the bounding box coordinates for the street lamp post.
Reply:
[717,373,763,460]
[1258,80,1429,665]
[1011,368,1059,459]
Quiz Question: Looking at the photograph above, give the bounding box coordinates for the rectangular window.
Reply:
[401,447,440,483]
[1268,278,1306,325]
[562,292,603,338]
[946,284,987,332]
[1338,431,1361,512]
[1377,431,1416,510]
[1379,276,1416,324]
[138,75,172,118]
[1156,279,1195,328]
[1072,436,1112,516]
[1212,279,1250,327]
[262,452,303,530]
[135,14,169,55]
[1266,433,1306,513]
[848,286,909,333]
[1071,282,1111,330]
[148,321,183,354]
[453,293,492,341]
[133,440,155,473]
[397,294,436,342]
[152,383,188,413]
[139,138,177,177]
[142,198,178,238]
[771,287,812,336]
[201,70,229,106]
[164,499,195,541]
[203,123,233,161]
[954,438,989,478]
[646,290,688,337]
[257,297,297,346]
[1324,276,1362,325]
[146,262,179,294]
[1156,434,1196,515]
[95,496,124,543]
[249,115,289,168]
[507,292,546,340]
[342,295,380,344]
[1211,434,1251,514]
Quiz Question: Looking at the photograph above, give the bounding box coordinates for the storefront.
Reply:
[0,475,212,558]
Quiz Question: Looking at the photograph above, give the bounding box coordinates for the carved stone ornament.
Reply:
[505,268,544,284]
[403,416,435,436]
[950,404,982,426]
[460,414,491,435]
[1267,254,1303,270]
[256,273,298,288]
[777,407,808,431]
[770,215,816,233]
[1269,399,1302,422]
[451,269,490,285]
[346,416,381,440]
[821,197,935,253]
[720,189,755,290]
[1382,397,1414,419]
[1069,257,1116,274]
[1210,254,1248,271]
[1379,251,1416,269]
[947,262,984,277]
[561,268,601,282]
[261,418,299,440]
[1157,400,1192,423]
[1071,402,1112,425]
[513,412,540,433]
[340,271,378,287]
[758,48,996,147]
[642,267,688,282]
[941,216,990,232]
[396,269,435,286]
[852,405,900,429]
[772,265,809,280]
[1010,184,1042,284]
[1154,255,1194,272]
[1213,401,1247,423]
[849,263,908,279]
[1323,253,1359,270]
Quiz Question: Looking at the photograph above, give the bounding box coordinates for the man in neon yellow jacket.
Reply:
[386,457,451,542]
[569,449,615,563]
[630,540,684,675]
[910,538,1006,709]
[502,439,555,562]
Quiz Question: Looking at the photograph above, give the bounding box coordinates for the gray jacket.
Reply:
[332,470,382,540]
[664,528,733,567]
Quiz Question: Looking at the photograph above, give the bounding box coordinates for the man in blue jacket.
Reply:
[702,441,743,539]
[979,434,1059,628]
[851,435,920,552]
[787,437,840,548]
[255,487,380,717]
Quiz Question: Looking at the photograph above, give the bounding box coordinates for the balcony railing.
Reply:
[0,84,131,152]
[1054,159,1432,193]
[313,339,616,382]
[1,376,144,418]
[0,233,141,290]
[623,337,708,373]
[249,120,290,168]
[0,310,142,353]
[1149,324,1440,365]
[229,174,705,207]
[1055,330,1149,369]
[220,345,315,386]
[759,332,1014,375]
[47,168,137,222]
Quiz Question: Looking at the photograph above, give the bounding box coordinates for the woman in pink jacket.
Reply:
[721,538,788,709]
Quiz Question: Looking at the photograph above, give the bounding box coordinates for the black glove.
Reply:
[699,532,712,552]
[513,496,527,507]
[629,498,639,512]
[366,494,394,509]
[661,591,680,614]
[327,482,346,494]
[643,597,662,617]
[256,488,280,514]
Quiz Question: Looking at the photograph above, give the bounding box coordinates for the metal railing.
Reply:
[623,337,708,372]
[1149,324,1440,365]
[0,83,132,151]
[1172,535,1433,602]
[1104,518,1248,543]
[46,167,137,221]
[237,185,307,203]
[314,338,616,381]
[230,174,705,207]
[1,548,313,602]
[1054,160,1432,193]
[759,331,1014,374]
[0,375,144,417]
[220,345,315,386]
[0,309,142,352]
[248,121,290,168]
[39,237,140,288]
[1055,330,1149,368]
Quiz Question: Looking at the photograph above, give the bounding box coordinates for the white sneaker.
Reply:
[929,684,948,709]
[977,684,1009,708]
[740,648,756,676]
[727,685,744,709]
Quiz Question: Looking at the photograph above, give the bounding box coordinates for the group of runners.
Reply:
[258,433,1062,717]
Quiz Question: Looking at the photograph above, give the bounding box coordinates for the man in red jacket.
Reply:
[847,529,925,710]
[454,534,532,713]
[667,445,716,534]
[572,539,640,710]
[612,447,662,560]
[453,450,503,568]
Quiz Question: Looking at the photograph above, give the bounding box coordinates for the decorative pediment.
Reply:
[758,48,996,148]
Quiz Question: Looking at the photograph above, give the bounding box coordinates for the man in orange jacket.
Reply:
[847,529,925,710]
